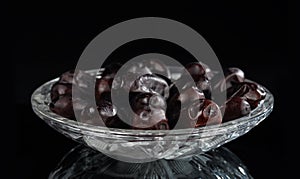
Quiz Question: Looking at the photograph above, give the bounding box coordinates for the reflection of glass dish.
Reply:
[31,67,274,161]
[49,144,253,178]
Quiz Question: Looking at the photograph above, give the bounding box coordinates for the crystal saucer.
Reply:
[31,67,274,162]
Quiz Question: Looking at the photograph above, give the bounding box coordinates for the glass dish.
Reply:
[31,67,274,162]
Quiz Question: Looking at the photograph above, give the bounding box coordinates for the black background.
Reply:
[11,2,290,179]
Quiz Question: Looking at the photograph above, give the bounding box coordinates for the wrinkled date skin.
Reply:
[50,82,72,102]
[166,85,205,129]
[222,96,251,122]
[50,95,74,119]
[188,99,222,128]
[130,92,169,130]
[50,63,266,130]
[184,62,212,99]
[227,82,266,109]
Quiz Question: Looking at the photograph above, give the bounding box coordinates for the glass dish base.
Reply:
[49,144,253,179]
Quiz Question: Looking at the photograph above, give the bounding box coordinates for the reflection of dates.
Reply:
[50,62,266,130]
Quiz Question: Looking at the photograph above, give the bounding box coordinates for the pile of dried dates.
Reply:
[50,62,266,130]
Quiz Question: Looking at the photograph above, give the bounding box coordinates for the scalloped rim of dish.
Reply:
[31,72,274,137]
